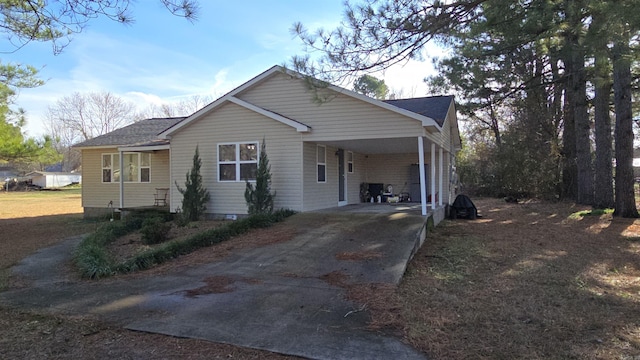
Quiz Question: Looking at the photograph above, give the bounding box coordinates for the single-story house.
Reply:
[74,65,461,220]
[26,171,82,189]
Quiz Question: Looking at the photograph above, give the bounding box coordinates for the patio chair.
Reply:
[154,188,169,206]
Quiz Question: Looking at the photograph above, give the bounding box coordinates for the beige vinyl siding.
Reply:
[365,153,418,196]
[81,148,170,208]
[440,103,454,151]
[364,152,443,200]
[170,102,302,215]
[237,73,426,141]
[302,142,339,211]
[346,152,367,204]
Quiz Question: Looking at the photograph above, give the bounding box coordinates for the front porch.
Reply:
[311,134,454,217]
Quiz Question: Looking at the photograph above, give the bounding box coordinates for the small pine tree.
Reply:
[245,139,275,215]
[175,146,210,222]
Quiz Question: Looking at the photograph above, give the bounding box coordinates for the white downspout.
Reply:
[439,147,443,206]
[119,150,124,209]
[431,143,436,210]
[418,136,427,216]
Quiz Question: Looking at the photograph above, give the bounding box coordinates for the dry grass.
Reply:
[0,189,94,272]
[394,198,640,359]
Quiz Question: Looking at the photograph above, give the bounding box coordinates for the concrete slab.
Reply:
[1,212,428,360]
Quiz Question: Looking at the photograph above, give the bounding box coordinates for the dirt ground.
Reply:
[396,198,640,359]
[2,191,640,359]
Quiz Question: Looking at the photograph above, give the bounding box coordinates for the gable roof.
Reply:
[73,117,185,148]
[161,66,450,138]
[383,96,453,127]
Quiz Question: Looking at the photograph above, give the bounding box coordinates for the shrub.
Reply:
[175,146,210,223]
[140,217,171,245]
[245,139,275,215]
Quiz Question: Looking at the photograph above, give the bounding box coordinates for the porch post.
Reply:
[439,147,443,206]
[417,136,427,216]
[119,150,124,209]
[431,143,436,210]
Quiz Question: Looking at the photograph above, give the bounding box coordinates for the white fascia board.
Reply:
[227,96,311,133]
[117,144,170,152]
[73,145,121,150]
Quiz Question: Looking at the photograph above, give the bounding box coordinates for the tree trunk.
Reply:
[593,48,614,209]
[562,55,577,200]
[612,34,639,218]
[572,47,594,205]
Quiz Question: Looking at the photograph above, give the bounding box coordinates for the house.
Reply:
[74,66,461,221]
[26,171,82,189]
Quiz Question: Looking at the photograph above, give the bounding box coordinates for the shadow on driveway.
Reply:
[1,212,428,360]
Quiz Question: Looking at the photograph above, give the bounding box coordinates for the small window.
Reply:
[140,153,151,182]
[218,142,259,182]
[317,145,326,183]
[102,154,112,183]
[347,151,354,173]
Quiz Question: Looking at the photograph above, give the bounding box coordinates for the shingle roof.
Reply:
[73,117,185,148]
[383,95,453,127]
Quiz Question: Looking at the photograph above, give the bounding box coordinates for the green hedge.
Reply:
[75,209,296,279]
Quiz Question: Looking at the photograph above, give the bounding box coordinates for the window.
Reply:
[102,153,150,183]
[317,145,326,183]
[347,151,354,173]
[218,142,258,181]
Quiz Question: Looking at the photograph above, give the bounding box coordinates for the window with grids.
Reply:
[102,153,150,183]
[347,151,354,173]
[317,145,326,183]
[218,142,258,181]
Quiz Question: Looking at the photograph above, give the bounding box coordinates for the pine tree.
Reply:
[245,140,275,215]
[175,146,210,222]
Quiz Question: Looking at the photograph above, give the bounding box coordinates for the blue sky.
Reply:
[2,1,439,138]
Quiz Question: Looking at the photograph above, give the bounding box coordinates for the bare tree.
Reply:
[133,94,213,121]
[46,91,136,143]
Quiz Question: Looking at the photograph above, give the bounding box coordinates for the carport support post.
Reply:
[119,150,124,209]
[431,143,436,210]
[417,137,427,216]
[439,147,443,206]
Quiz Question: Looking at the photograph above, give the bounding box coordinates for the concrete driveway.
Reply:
[1,211,428,360]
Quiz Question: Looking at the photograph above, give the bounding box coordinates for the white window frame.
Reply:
[217,141,259,182]
[317,145,326,183]
[101,153,151,183]
[347,151,354,173]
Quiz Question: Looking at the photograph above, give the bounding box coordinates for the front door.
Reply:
[337,149,346,206]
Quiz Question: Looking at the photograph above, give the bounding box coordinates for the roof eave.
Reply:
[117,144,171,152]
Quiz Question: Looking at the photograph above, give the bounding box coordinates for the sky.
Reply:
[1,1,442,138]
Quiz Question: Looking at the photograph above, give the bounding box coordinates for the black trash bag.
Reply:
[450,194,479,220]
